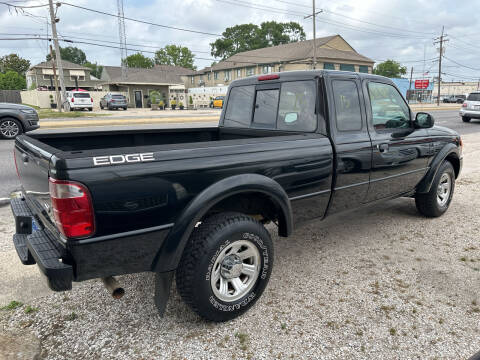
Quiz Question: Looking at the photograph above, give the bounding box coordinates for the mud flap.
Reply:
[154,271,174,317]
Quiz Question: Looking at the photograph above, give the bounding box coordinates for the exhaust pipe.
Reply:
[101,276,125,299]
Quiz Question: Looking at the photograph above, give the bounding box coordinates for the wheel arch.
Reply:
[152,174,292,272]
[416,144,460,194]
[0,115,25,132]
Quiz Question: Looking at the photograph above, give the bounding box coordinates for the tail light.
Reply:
[462,102,467,107]
[91,98,93,103]
[258,74,279,81]
[71,97,74,102]
[13,149,20,179]
[49,178,95,238]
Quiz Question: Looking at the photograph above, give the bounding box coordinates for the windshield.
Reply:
[74,93,91,98]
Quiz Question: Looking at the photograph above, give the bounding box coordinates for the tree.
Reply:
[210,21,306,59]
[124,53,154,68]
[154,45,196,70]
[84,62,103,79]
[0,71,26,90]
[0,54,30,75]
[373,60,407,78]
[46,46,87,65]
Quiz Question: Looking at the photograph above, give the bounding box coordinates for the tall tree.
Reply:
[84,62,103,79]
[0,54,30,75]
[124,53,154,68]
[46,46,87,65]
[210,21,306,59]
[154,45,196,70]
[373,60,407,78]
[0,71,26,90]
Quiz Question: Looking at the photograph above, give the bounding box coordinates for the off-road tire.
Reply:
[415,161,455,217]
[176,212,273,322]
[462,116,471,122]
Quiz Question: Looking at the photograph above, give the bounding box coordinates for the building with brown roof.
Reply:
[188,35,374,88]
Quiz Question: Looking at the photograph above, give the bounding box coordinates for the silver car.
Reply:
[460,92,480,122]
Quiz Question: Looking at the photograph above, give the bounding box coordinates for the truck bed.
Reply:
[28,127,291,153]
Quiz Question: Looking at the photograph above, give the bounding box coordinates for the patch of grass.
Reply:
[438,318,444,324]
[38,109,109,119]
[24,305,38,314]
[281,323,287,330]
[66,312,77,321]
[380,305,395,313]
[235,332,248,351]
[355,330,364,336]
[472,307,480,313]
[22,103,40,110]
[389,328,397,336]
[460,257,467,262]
[1,301,23,310]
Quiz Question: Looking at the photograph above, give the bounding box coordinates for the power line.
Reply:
[60,2,222,37]
[0,1,48,8]
[443,56,480,71]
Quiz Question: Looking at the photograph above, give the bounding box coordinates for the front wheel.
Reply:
[0,118,23,139]
[176,212,273,322]
[462,116,471,122]
[415,161,455,217]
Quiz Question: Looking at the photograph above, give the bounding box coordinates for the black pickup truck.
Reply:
[10,70,462,322]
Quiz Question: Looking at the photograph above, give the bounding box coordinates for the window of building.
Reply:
[207,72,211,80]
[339,64,355,72]
[332,80,362,131]
[277,81,317,132]
[253,89,279,127]
[262,65,273,74]
[359,65,369,73]
[246,67,255,76]
[224,85,255,128]
[236,69,242,78]
[323,63,335,70]
[214,71,219,80]
[367,82,411,131]
[224,70,231,81]
[191,76,194,84]
[43,75,52,80]
[70,75,85,81]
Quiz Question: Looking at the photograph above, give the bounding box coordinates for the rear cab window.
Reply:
[224,80,319,132]
[467,93,480,101]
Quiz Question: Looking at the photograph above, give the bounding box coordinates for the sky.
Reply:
[0,0,479,82]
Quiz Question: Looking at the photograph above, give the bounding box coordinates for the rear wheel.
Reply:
[100,103,104,109]
[415,161,455,217]
[0,118,22,139]
[462,116,471,122]
[88,108,93,112]
[176,212,273,322]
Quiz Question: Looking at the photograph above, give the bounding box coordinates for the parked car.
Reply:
[443,95,466,103]
[66,91,93,111]
[100,93,128,110]
[213,96,225,108]
[10,70,462,322]
[459,91,480,122]
[0,103,39,139]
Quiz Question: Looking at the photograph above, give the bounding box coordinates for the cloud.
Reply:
[0,0,478,81]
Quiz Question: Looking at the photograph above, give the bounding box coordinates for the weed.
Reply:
[460,257,467,262]
[281,323,287,330]
[66,312,77,321]
[24,306,38,314]
[389,328,397,336]
[355,330,364,336]
[1,301,23,310]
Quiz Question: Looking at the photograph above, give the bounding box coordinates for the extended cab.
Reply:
[10,71,462,322]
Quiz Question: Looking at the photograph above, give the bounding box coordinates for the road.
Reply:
[0,109,477,198]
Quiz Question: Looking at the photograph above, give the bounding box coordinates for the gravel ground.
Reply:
[1,134,480,360]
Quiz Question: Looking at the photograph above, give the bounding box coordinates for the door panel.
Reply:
[364,81,430,201]
[134,91,142,108]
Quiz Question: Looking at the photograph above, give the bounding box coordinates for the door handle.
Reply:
[377,143,389,153]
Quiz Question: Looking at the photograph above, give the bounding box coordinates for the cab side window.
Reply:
[277,81,317,132]
[332,80,363,131]
[367,82,411,131]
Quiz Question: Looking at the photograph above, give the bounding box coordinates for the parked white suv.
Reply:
[460,92,480,122]
[66,91,93,111]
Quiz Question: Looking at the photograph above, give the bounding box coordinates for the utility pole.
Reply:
[434,26,448,106]
[304,2,322,70]
[408,67,413,104]
[48,0,66,111]
[49,44,61,110]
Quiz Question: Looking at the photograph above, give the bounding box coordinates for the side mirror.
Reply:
[284,112,298,124]
[414,112,434,128]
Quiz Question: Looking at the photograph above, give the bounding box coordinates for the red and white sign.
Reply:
[414,79,429,89]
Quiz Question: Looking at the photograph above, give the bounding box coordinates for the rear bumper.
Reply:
[10,198,73,291]
[460,109,480,119]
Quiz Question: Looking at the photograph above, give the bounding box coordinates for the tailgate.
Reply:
[14,136,56,229]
